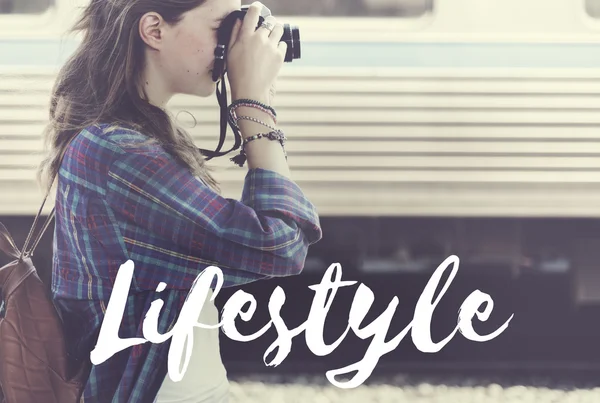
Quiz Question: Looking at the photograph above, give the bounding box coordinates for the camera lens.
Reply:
[282,24,301,62]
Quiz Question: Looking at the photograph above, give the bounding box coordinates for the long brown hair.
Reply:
[38,0,220,193]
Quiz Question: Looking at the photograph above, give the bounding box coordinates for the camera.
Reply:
[211,5,301,82]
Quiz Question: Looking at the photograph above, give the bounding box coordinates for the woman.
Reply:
[37,0,322,402]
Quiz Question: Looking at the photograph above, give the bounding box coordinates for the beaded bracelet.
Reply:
[230,129,288,167]
[243,129,287,148]
[230,98,276,119]
[227,111,276,133]
[228,99,277,130]
[235,115,278,132]
[229,102,277,124]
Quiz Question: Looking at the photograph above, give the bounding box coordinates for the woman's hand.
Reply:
[226,1,287,106]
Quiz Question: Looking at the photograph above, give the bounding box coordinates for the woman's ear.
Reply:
[139,12,164,50]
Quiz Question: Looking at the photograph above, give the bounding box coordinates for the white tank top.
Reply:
[154,289,229,403]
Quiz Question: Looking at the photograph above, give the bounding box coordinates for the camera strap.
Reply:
[196,72,243,163]
[196,10,253,164]
[198,9,269,165]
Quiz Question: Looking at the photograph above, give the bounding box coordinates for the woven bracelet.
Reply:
[230,130,288,167]
[235,115,278,132]
[230,98,276,118]
[228,99,277,129]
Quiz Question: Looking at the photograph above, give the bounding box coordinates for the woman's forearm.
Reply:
[234,105,292,179]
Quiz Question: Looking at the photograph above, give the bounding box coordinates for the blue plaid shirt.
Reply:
[51,124,322,402]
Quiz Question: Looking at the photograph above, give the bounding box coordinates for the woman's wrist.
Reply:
[233,106,277,139]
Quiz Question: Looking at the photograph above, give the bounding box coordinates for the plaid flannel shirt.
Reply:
[51,124,322,402]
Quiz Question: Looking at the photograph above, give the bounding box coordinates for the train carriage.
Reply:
[2,0,600,307]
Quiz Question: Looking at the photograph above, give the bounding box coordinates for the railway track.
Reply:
[227,368,600,403]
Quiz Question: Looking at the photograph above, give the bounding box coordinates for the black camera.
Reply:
[211,5,301,82]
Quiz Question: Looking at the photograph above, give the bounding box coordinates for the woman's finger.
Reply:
[228,19,242,49]
[240,2,263,38]
[268,23,284,45]
[277,41,288,60]
[257,15,277,38]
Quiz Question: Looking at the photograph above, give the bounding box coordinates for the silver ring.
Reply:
[260,21,274,32]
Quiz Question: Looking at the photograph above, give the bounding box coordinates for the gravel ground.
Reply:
[228,372,600,403]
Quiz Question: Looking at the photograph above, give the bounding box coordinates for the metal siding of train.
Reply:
[4,60,600,217]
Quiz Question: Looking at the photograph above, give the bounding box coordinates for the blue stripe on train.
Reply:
[3,40,600,68]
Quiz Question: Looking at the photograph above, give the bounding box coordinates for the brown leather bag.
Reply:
[0,142,88,402]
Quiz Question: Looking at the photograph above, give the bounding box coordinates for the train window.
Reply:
[0,0,54,14]
[266,0,434,17]
[586,0,600,18]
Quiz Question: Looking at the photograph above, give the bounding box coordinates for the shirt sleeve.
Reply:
[105,148,322,291]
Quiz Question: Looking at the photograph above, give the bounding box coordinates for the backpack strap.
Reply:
[0,222,20,260]
[20,194,56,260]
[20,133,79,261]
